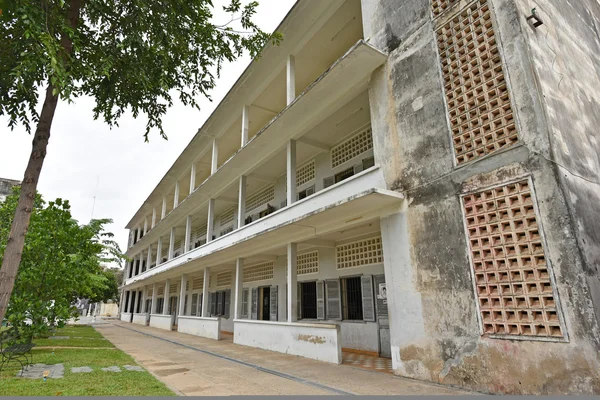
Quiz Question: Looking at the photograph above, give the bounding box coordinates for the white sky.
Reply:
[0,0,296,256]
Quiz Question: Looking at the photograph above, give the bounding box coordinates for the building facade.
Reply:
[120,0,600,394]
[0,178,20,203]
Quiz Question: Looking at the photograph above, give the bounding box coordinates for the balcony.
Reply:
[124,166,403,285]
[125,40,388,258]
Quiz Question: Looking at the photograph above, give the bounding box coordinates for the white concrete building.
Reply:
[120,0,600,394]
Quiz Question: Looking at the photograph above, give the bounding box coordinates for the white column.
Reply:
[161,196,167,219]
[141,286,147,313]
[237,176,246,228]
[211,138,219,174]
[120,290,127,313]
[143,217,149,235]
[136,226,142,242]
[133,289,141,314]
[234,258,244,320]
[186,284,193,316]
[241,105,249,146]
[173,180,180,209]
[286,140,297,206]
[201,267,211,317]
[286,54,296,105]
[178,275,187,318]
[168,227,176,259]
[184,215,192,253]
[151,207,157,228]
[151,283,158,314]
[163,279,171,315]
[190,163,196,194]
[156,237,163,265]
[146,245,152,269]
[207,199,215,243]
[287,242,297,322]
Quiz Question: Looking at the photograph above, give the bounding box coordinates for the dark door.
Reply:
[261,287,270,321]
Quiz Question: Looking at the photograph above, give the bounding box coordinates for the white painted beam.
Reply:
[298,137,331,152]
[211,138,219,174]
[152,207,157,228]
[190,163,196,195]
[161,196,167,219]
[241,105,249,147]
[173,181,180,209]
[286,54,296,105]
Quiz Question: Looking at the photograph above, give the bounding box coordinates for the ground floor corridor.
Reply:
[96,320,474,396]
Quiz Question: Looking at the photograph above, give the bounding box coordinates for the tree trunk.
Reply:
[0,0,83,323]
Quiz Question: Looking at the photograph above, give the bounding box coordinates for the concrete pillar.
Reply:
[178,275,187,318]
[234,258,244,320]
[163,280,171,315]
[241,105,249,146]
[184,215,192,253]
[141,286,147,313]
[133,289,141,314]
[287,243,297,322]
[151,283,158,314]
[237,176,247,228]
[286,54,296,105]
[151,207,157,228]
[211,138,219,174]
[174,181,181,209]
[143,218,148,235]
[146,245,152,269]
[120,290,127,313]
[168,227,176,259]
[156,237,163,265]
[186,283,193,315]
[161,196,167,219]
[286,140,297,206]
[136,225,142,242]
[201,268,211,317]
[380,208,426,370]
[207,199,215,243]
[190,163,196,194]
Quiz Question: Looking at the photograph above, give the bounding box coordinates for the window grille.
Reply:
[220,208,234,226]
[463,179,563,337]
[436,0,518,164]
[169,283,177,294]
[243,262,274,283]
[296,160,315,186]
[192,277,204,290]
[157,286,164,296]
[331,126,373,168]
[246,185,275,213]
[297,251,319,275]
[336,237,383,269]
[195,223,207,238]
[216,271,232,288]
[431,0,459,18]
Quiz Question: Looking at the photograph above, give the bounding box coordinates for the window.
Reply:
[297,251,319,275]
[297,185,315,201]
[246,185,275,213]
[156,298,164,314]
[244,262,274,282]
[191,294,198,316]
[296,160,315,186]
[300,282,317,319]
[341,277,363,320]
[213,290,229,317]
[334,167,354,184]
[336,237,383,269]
[362,156,375,170]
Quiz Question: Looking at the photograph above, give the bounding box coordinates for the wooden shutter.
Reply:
[361,275,376,322]
[210,292,216,316]
[224,289,231,319]
[297,282,302,320]
[316,281,325,320]
[191,294,198,316]
[251,288,258,320]
[325,279,342,320]
[241,288,249,318]
[270,286,278,321]
[323,176,335,188]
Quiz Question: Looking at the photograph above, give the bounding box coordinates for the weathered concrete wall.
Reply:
[363,0,600,394]
[233,319,342,364]
[178,316,221,340]
[120,312,131,322]
[515,0,600,340]
[0,178,20,203]
[149,314,173,331]
[132,313,147,325]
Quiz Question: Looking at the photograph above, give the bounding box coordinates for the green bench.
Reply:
[0,327,35,375]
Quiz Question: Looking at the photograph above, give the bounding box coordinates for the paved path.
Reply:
[96,321,475,396]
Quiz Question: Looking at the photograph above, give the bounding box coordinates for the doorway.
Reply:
[259,287,270,321]
[374,274,391,358]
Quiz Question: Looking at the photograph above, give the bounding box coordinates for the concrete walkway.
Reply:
[96,321,474,396]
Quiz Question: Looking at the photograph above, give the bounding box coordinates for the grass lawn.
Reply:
[0,326,174,396]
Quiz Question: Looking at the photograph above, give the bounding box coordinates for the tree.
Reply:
[0,188,124,337]
[0,0,280,322]
[89,268,121,303]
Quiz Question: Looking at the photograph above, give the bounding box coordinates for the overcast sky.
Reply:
[0,0,296,257]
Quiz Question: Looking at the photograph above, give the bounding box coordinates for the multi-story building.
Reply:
[0,178,20,203]
[120,0,600,394]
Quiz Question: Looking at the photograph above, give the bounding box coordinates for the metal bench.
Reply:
[0,327,35,375]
